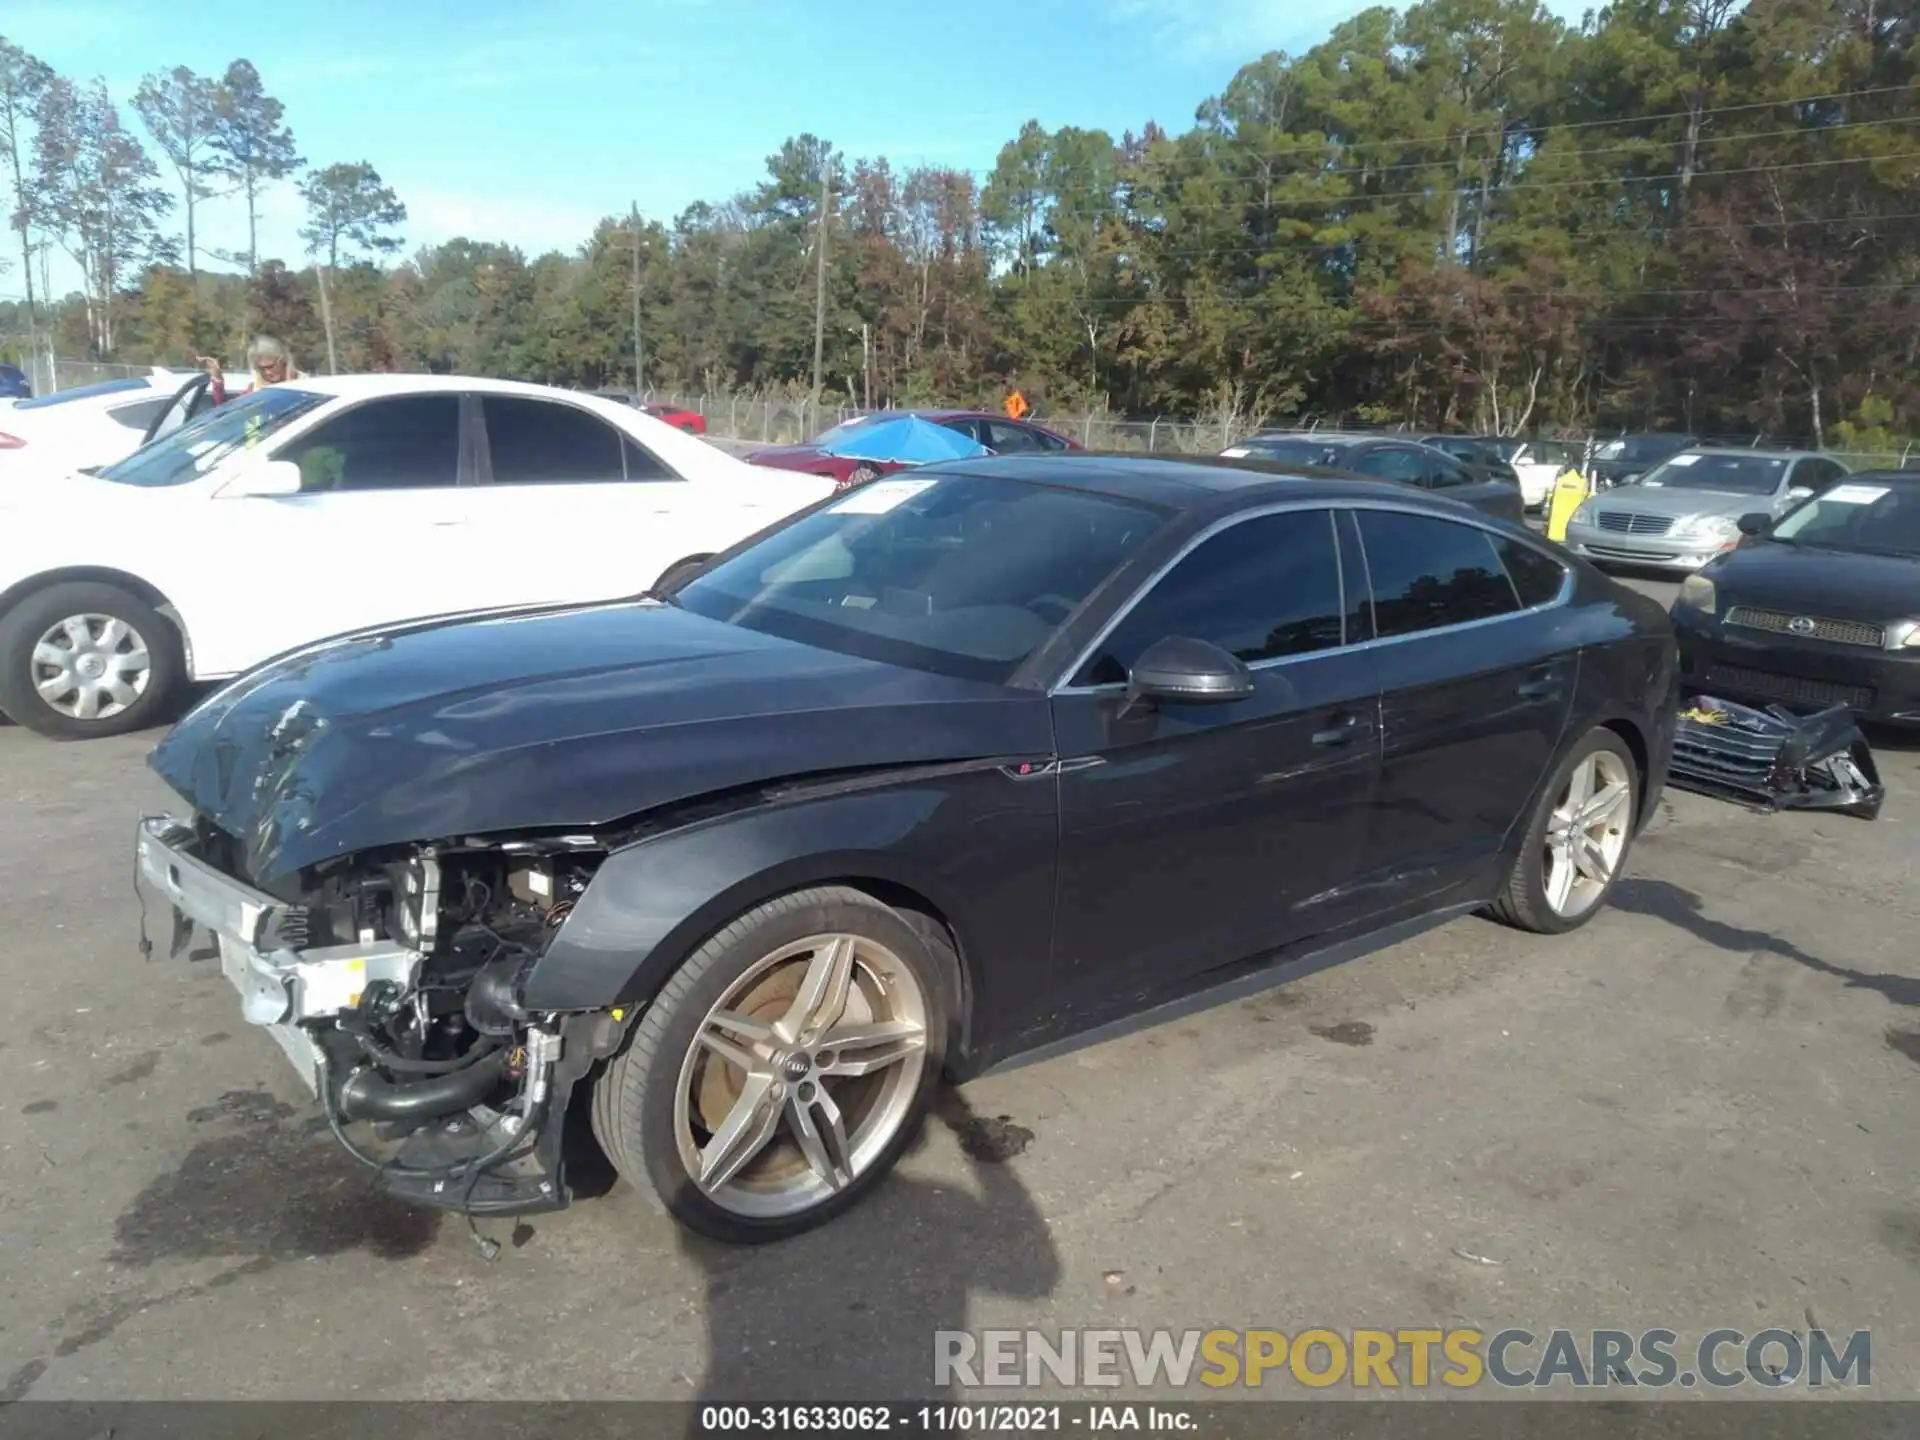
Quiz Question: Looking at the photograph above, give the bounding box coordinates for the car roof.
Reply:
[280,374,615,400]
[1673,446,1817,460]
[1837,469,1920,484]
[917,452,1471,513]
[1249,430,1380,443]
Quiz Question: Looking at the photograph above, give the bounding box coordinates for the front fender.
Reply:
[518,771,1059,1054]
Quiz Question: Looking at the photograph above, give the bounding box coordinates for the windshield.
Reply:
[1770,477,1920,557]
[671,472,1167,682]
[1639,453,1786,495]
[94,386,330,488]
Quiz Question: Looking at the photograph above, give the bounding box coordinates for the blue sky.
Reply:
[6,0,1590,296]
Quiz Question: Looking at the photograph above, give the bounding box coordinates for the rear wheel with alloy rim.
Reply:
[593,886,950,1241]
[0,581,184,740]
[1488,727,1639,934]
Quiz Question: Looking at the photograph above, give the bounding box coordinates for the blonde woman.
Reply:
[199,335,303,405]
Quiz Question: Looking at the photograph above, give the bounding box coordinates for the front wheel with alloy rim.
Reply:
[592,886,951,1242]
[1488,727,1639,934]
[0,581,185,740]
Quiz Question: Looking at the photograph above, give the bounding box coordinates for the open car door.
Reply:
[141,373,215,448]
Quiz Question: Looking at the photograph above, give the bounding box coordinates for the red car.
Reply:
[744,409,1080,487]
[640,402,708,435]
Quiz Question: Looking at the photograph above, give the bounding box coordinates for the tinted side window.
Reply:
[484,397,626,484]
[1797,458,1845,492]
[107,396,173,431]
[1033,428,1069,452]
[281,395,462,492]
[937,418,985,446]
[1078,509,1347,686]
[984,420,1044,453]
[1427,455,1476,489]
[1358,511,1520,637]
[622,434,677,480]
[1352,447,1426,484]
[1496,536,1568,608]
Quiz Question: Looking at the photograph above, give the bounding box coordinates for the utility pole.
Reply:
[861,323,872,410]
[810,170,830,406]
[641,200,656,397]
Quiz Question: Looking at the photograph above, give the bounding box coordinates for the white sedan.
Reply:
[0,375,836,739]
[0,370,208,475]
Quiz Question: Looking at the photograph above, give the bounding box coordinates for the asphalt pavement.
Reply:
[4,572,1919,1404]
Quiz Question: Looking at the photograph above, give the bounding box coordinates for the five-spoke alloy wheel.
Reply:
[593,886,951,1242]
[1489,726,1640,935]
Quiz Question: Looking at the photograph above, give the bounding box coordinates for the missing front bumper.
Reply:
[134,815,423,1093]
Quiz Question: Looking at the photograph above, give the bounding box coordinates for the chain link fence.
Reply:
[22,363,1914,471]
[640,390,1916,471]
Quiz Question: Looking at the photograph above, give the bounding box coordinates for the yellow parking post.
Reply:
[1545,468,1590,543]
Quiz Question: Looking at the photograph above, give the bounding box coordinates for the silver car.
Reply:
[1563,449,1851,572]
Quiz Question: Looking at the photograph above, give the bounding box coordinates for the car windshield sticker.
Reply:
[1821,484,1891,505]
[830,477,936,514]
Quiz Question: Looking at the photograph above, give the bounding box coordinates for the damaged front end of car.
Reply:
[135,816,626,1225]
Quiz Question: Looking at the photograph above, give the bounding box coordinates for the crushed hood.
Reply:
[148,599,1053,885]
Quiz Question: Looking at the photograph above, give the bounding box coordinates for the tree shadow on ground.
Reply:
[1610,875,1920,1009]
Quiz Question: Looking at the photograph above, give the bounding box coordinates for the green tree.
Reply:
[0,37,55,373]
[132,65,230,278]
[209,60,301,274]
[299,160,406,371]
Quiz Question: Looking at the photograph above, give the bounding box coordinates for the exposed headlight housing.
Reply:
[1677,575,1717,615]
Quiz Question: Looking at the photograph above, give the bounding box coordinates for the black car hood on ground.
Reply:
[1707,540,1920,617]
[149,600,1052,885]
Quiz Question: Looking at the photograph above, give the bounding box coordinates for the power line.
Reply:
[956,113,1920,195]
[913,83,1919,185]
[978,147,1920,223]
[1055,281,1920,312]
[1078,205,1920,268]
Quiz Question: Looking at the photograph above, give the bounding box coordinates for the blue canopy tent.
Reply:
[820,414,990,466]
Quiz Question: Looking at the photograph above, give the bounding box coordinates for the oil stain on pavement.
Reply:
[1310,1020,1376,1046]
[942,1099,1035,1163]
[111,1088,440,1269]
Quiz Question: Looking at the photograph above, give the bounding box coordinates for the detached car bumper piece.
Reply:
[1669,697,1885,821]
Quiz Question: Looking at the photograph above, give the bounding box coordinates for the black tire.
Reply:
[592,886,952,1243]
[0,581,185,741]
[1487,726,1639,935]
